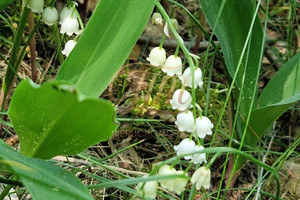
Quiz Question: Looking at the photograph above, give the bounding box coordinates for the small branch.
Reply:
[137,35,217,51]
[255,125,276,200]
[27,11,37,82]
[264,45,283,71]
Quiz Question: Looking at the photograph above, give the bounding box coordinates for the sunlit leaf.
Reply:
[8,79,118,159]
[56,0,156,97]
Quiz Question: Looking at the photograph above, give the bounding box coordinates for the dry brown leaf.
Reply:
[129,44,141,62]
[281,161,300,198]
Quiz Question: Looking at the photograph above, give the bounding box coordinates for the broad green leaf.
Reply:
[259,51,300,107]
[245,52,300,146]
[8,79,118,159]
[199,0,263,115]
[0,0,15,12]
[56,0,156,97]
[0,140,93,200]
[244,104,291,146]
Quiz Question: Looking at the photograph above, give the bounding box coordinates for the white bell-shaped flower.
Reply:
[175,110,194,132]
[170,89,192,111]
[146,47,166,66]
[179,67,203,88]
[62,40,77,57]
[190,145,207,164]
[174,138,196,160]
[195,116,214,138]
[59,7,77,24]
[136,180,158,199]
[191,167,211,190]
[172,170,189,195]
[158,165,177,189]
[27,0,44,13]
[162,55,182,76]
[60,16,80,36]
[42,7,58,26]
[151,12,163,25]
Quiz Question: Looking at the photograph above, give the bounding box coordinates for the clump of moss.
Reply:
[132,92,161,116]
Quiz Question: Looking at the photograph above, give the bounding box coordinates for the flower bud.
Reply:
[151,12,163,25]
[27,0,44,13]
[190,145,207,164]
[136,180,158,199]
[146,47,166,66]
[195,116,214,138]
[174,138,196,160]
[62,40,77,57]
[170,89,192,111]
[162,55,182,76]
[42,7,58,26]
[175,110,194,132]
[191,166,211,190]
[60,16,80,36]
[179,67,203,88]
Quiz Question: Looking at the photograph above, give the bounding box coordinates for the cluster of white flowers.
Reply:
[136,165,189,198]
[147,47,183,77]
[137,12,214,199]
[136,164,211,199]
[26,0,80,57]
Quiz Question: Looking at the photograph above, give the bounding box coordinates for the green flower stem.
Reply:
[174,44,180,57]
[156,1,197,132]
[67,0,72,7]
[75,9,85,31]
[159,34,166,49]
[50,0,56,7]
